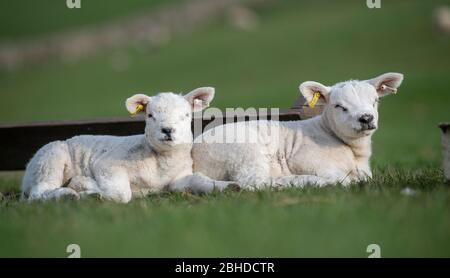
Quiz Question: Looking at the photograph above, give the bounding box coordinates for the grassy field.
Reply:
[0,0,450,257]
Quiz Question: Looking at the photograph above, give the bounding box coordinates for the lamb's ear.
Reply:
[299,81,331,104]
[126,94,151,115]
[185,87,215,112]
[366,72,404,97]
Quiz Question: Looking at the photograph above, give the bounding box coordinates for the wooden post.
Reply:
[439,123,450,183]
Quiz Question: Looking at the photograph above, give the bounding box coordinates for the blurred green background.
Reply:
[0,0,449,257]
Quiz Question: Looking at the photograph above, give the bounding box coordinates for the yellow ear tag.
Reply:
[309,92,321,108]
[131,104,144,116]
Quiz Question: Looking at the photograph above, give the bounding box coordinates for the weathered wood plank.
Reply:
[291,94,325,118]
[0,117,145,171]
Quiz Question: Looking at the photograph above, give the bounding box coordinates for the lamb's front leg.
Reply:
[169,172,239,194]
[67,176,102,198]
[93,168,132,203]
[269,175,330,189]
[233,172,331,190]
[354,168,373,183]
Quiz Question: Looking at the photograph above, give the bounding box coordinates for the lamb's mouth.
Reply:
[161,136,174,142]
[357,124,377,133]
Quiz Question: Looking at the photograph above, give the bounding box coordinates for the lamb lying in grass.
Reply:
[192,73,404,191]
[22,87,218,202]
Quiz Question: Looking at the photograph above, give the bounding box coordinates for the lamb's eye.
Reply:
[335,104,348,112]
[148,113,153,118]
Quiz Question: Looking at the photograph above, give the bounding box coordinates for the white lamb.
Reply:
[22,87,217,202]
[192,73,404,191]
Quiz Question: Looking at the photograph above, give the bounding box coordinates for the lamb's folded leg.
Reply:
[233,174,331,190]
[269,175,330,189]
[67,176,96,191]
[93,168,132,203]
[67,176,102,199]
[169,173,239,194]
[30,187,80,201]
[171,173,328,194]
[22,141,79,201]
[191,173,240,193]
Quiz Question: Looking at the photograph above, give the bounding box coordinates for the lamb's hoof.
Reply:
[89,192,103,200]
[79,191,103,201]
[58,189,80,201]
[226,183,241,192]
[63,194,80,201]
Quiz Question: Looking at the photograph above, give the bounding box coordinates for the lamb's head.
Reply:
[126,87,215,151]
[300,72,404,140]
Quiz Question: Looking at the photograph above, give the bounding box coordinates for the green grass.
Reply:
[1,0,450,257]
[1,168,449,257]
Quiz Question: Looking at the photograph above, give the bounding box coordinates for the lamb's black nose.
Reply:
[359,114,374,124]
[161,127,174,135]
